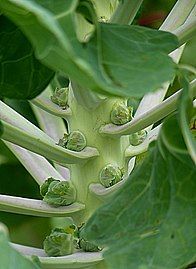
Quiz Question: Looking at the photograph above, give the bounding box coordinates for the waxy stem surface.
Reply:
[67,88,130,224]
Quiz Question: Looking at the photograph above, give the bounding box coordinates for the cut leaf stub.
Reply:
[40,178,76,207]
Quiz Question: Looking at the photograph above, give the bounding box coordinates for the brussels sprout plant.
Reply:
[0,0,196,269]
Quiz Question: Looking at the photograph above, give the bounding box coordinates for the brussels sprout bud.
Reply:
[40,177,57,197]
[40,178,76,207]
[76,223,101,252]
[79,238,101,252]
[51,87,68,109]
[129,130,147,146]
[111,103,133,125]
[99,164,123,188]
[44,228,74,257]
[58,131,87,152]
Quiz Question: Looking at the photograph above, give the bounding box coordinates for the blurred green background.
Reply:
[0,0,195,250]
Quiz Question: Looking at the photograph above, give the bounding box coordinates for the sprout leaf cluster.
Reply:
[58,131,87,152]
[44,227,75,257]
[111,102,133,125]
[129,130,147,146]
[51,87,69,109]
[40,178,76,207]
[44,223,101,257]
[99,164,123,188]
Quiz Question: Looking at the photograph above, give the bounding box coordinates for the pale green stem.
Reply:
[174,18,196,45]
[0,195,84,217]
[31,104,68,141]
[0,100,53,144]
[31,85,71,119]
[160,0,196,31]
[178,64,196,75]
[1,120,99,165]
[31,103,70,180]
[12,243,103,269]
[3,141,65,185]
[110,0,144,24]
[100,79,196,136]
[133,0,195,134]
[133,47,184,132]
[70,82,106,110]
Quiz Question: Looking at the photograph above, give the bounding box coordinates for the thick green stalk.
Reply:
[67,87,129,223]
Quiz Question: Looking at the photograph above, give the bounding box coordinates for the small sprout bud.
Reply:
[129,130,147,146]
[40,177,56,197]
[79,238,101,252]
[40,178,76,207]
[110,103,133,125]
[58,131,86,152]
[44,228,74,257]
[99,164,123,188]
[51,87,68,109]
[77,224,101,252]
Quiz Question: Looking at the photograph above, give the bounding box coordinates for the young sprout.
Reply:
[79,238,101,252]
[99,164,123,188]
[43,228,75,257]
[58,131,87,152]
[129,130,147,146]
[51,87,69,109]
[77,224,101,252]
[43,222,100,257]
[110,102,133,125]
[40,177,77,207]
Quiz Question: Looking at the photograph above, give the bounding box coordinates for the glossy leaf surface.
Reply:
[0,0,178,97]
[83,114,196,269]
[0,15,54,99]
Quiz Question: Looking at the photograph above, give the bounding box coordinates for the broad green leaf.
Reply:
[0,0,178,98]
[96,24,178,97]
[178,78,196,164]
[0,232,41,269]
[82,114,196,269]
[0,15,54,99]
